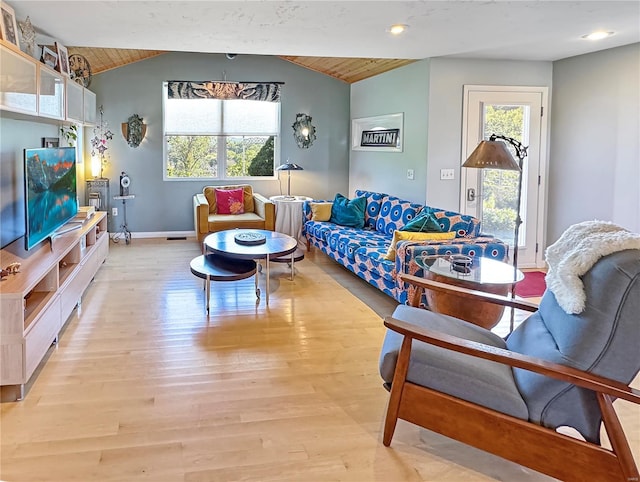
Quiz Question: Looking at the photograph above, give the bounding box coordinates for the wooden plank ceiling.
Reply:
[67,47,416,84]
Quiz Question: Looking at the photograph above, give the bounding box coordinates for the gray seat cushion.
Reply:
[379,305,529,420]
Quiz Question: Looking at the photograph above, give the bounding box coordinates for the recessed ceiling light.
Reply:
[388,24,409,35]
[582,31,614,41]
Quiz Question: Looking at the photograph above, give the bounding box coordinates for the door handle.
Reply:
[467,188,476,202]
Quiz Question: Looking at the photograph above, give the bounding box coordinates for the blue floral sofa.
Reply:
[303,190,508,304]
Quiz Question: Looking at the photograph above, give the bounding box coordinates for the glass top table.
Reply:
[416,255,524,285]
[413,255,524,329]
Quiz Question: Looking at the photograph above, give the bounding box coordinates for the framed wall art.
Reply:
[41,137,59,148]
[41,45,58,69]
[351,113,404,152]
[0,1,20,48]
[55,41,70,76]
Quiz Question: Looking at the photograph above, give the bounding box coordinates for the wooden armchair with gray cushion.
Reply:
[379,248,640,481]
[193,185,275,243]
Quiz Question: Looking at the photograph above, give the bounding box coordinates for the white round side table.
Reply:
[270,195,312,246]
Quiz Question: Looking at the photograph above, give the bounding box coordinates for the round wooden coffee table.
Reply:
[415,255,524,329]
[203,229,297,304]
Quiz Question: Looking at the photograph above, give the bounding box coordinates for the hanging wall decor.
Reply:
[121,114,147,148]
[90,105,114,178]
[292,113,316,149]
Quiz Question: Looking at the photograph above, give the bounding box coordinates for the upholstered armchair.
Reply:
[193,185,275,243]
[379,249,640,481]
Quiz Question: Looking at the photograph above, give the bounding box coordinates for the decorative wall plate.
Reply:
[69,54,92,88]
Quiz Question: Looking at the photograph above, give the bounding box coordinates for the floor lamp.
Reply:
[276,162,304,198]
[463,134,528,332]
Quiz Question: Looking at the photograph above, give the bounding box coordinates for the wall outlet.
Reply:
[407,169,415,180]
[112,207,118,216]
[440,168,455,180]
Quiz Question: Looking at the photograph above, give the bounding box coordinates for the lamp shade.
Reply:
[276,163,304,171]
[462,140,520,171]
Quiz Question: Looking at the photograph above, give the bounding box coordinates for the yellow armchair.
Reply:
[193,185,275,243]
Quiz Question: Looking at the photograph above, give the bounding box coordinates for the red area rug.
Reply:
[515,271,547,298]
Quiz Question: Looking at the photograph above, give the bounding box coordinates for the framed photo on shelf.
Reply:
[55,41,70,76]
[351,113,404,152]
[0,1,20,48]
[40,45,58,69]
[41,137,59,148]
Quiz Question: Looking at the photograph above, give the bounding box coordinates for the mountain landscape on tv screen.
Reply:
[25,148,77,249]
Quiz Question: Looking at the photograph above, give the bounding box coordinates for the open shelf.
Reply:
[58,260,79,287]
[23,290,56,332]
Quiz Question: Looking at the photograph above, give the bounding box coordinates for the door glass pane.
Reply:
[480,104,529,246]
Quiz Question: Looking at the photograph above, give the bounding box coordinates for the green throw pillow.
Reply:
[330,193,366,228]
[400,210,443,233]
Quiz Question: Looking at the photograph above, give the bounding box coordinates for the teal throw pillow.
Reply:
[400,210,443,233]
[330,193,366,228]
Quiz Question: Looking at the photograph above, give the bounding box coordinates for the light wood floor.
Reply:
[1,239,637,481]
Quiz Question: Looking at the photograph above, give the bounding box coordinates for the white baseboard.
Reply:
[110,231,196,239]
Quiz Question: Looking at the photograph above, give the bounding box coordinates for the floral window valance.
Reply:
[167,81,282,102]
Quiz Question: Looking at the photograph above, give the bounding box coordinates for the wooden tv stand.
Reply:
[0,212,108,401]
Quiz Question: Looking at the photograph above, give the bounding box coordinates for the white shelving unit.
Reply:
[0,40,96,125]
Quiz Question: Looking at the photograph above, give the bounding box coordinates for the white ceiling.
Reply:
[11,1,640,62]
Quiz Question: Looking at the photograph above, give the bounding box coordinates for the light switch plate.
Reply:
[440,168,455,180]
[407,169,414,180]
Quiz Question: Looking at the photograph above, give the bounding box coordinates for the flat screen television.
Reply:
[24,147,78,250]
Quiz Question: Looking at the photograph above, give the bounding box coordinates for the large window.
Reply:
[163,81,281,180]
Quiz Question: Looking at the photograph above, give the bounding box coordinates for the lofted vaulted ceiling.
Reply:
[66,47,416,84]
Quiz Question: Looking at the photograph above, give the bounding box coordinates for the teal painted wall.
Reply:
[349,60,430,204]
[88,52,350,233]
[351,58,553,210]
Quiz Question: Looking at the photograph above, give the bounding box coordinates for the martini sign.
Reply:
[360,128,400,148]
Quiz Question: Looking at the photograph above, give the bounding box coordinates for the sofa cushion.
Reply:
[400,209,444,233]
[430,208,480,237]
[215,188,245,214]
[204,185,255,214]
[207,212,265,231]
[354,246,396,282]
[355,190,387,229]
[384,230,457,261]
[305,220,338,243]
[376,195,423,236]
[309,202,333,221]
[328,228,388,261]
[330,193,366,228]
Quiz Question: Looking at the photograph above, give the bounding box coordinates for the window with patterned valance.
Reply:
[163,81,283,180]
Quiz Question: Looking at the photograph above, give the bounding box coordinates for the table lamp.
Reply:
[276,162,304,198]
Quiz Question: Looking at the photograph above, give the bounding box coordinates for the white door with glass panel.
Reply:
[460,86,548,268]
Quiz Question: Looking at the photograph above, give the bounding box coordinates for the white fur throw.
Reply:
[545,220,640,314]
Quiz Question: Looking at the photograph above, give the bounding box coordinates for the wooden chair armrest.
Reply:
[398,273,539,313]
[383,316,640,405]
